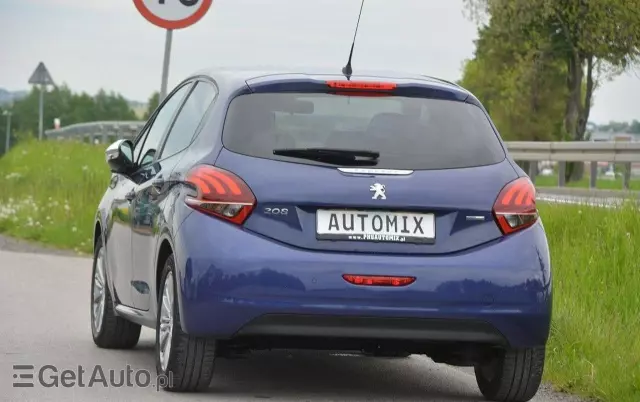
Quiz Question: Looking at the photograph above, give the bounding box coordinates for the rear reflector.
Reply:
[326,81,397,90]
[184,165,256,225]
[343,274,416,287]
[492,177,538,235]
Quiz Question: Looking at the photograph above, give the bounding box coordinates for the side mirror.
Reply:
[105,139,134,175]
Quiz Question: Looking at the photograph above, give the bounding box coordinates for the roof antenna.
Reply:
[342,0,366,80]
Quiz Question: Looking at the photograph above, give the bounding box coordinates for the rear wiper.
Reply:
[272,148,380,166]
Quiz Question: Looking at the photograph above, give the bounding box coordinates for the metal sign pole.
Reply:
[159,29,174,102]
[133,0,212,101]
[28,62,54,140]
[38,85,44,141]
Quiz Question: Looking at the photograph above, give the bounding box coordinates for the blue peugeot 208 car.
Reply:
[91,67,551,401]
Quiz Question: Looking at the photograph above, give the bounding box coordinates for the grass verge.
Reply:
[539,202,640,402]
[0,140,108,254]
[535,174,640,190]
[1,140,639,401]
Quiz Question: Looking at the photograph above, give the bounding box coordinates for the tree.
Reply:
[0,84,137,156]
[93,90,137,121]
[595,120,640,134]
[144,92,160,120]
[464,0,640,181]
[460,21,567,142]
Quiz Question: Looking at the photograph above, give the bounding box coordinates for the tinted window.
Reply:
[135,83,191,166]
[160,82,217,158]
[133,128,150,165]
[221,93,505,170]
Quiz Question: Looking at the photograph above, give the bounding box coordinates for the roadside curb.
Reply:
[0,234,88,258]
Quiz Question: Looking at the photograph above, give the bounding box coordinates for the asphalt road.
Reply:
[536,187,640,208]
[0,243,584,402]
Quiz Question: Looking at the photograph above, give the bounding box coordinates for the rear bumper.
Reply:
[173,212,552,349]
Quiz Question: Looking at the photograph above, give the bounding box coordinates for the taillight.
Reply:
[492,177,539,235]
[343,274,416,287]
[184,165,256,225]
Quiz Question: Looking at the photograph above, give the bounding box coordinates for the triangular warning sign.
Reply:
[28,62,55,86]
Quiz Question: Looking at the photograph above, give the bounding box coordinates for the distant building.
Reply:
[587,131,640,174]
[590,131,640,142]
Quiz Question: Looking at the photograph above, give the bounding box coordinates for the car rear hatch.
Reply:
[213,74,519,255]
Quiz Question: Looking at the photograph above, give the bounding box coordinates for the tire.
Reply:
[156,254,217,392]
[474,347,545,402]
[91,234,142,349]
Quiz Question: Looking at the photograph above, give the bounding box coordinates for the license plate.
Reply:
[316,209,435,244]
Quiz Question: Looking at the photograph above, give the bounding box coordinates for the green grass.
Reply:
[0,140,108,254]
[0,141,639,401]
[539,202,640,402]
[535,174,640,190]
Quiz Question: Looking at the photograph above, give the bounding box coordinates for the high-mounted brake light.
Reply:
[326,81,397,90]
[184,165,256,225]
[343,274,416,287]
[492,177,539,235]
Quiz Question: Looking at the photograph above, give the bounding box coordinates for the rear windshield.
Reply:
[221,92,505,170]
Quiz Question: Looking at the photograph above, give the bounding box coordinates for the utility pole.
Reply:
[3,110,12,154]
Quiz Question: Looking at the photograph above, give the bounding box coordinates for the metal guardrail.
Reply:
[45,121,144,143]
[507,141,640,163]
[506,141,640,189]
[45,121,640,190]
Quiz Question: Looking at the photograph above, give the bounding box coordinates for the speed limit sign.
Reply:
[133,0,213,30]
[133,0,214,101]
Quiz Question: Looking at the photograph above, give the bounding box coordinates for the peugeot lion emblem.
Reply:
[370,183,386,200]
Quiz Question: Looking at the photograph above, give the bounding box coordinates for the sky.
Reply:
[0,0,638,124]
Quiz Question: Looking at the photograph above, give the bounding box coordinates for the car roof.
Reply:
[188,65,469,95]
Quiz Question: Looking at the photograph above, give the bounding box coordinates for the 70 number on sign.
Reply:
[158,0,198,5]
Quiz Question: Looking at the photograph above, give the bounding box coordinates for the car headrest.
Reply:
[228,107,275,142]
[367,113,412,137]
